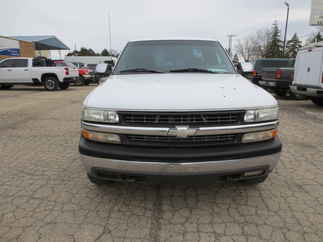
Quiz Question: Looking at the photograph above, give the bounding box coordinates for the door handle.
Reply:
[7,69,12,71]
[24,69,28,71]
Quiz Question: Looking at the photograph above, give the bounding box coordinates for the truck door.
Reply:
[0,59,16,82]
[0,58,31,83]
[295,49,323,87]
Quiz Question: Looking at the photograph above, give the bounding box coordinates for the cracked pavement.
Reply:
[0,86,323,242]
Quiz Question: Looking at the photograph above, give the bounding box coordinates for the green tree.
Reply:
[101,49,110,56]
[286,33,302,58]
[310,32,323,43]
[264,22,283,58]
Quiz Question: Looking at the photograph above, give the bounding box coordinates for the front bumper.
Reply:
[79,137,282,176]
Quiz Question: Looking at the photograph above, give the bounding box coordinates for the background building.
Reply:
[0,35,69,60]
[0,36,35,59]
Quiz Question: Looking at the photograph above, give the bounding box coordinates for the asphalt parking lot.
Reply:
[0,86,323,242]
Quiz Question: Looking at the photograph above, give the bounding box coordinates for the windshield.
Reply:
[114,40,235,74]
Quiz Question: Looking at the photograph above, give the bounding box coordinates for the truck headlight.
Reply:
[82,129,121,144]
[242,130,278,143]
[82,108,119,123]
[244,107,279,123]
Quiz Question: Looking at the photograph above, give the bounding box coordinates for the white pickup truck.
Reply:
[79,39,282,185]
[0,57,78,90]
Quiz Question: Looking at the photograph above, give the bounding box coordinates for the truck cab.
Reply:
[79,39,282,185]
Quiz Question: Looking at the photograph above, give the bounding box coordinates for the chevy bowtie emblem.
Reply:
[168,126,197,138]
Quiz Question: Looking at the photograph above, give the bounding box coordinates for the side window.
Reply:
[12,59,28,68]
[0,59,28,68]
[0,59,15,68]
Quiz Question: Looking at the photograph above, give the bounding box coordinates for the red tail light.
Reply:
[275,69,282,80]
[252,70,257,77]
[64,67,69,75]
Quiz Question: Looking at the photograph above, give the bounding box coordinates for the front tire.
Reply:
[44,76,59,91]
[59,82,70,90]
[311,98,323,107]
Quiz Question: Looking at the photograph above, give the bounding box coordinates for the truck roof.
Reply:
[128,38,220,43]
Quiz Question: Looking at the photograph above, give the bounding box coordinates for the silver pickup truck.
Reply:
[0,57,78,90]
[79,39,282,185]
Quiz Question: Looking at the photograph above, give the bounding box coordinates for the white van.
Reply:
[291,42,323,106]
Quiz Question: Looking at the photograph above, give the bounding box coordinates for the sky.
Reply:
[0,0,320,56]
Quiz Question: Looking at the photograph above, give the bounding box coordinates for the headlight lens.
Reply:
[242,130,278,143]
[82,129,121,144]
[244,107,279,122]
[82,108,119,123]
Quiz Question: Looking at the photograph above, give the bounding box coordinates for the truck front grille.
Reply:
[118,111,245,127]
[124,134,241,147]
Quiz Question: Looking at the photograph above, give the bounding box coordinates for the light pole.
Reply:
[283,1,290,56]
[108,12,112,53]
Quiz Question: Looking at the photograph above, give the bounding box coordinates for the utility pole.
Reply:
[227,34,236,58]
[108,12,112,53]
[283,2,290,56]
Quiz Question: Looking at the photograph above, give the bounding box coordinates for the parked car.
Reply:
[252,58,295,96]
[79,39,282,185]
[78,67,92,85]
[0,57,77,90]
[291,42,323,106]
[94,63,113,83]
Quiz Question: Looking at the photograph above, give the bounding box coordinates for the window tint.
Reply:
[0,59,15,67]
[0,59,28,68]
[114,40,235,74]
[12,59,28,67]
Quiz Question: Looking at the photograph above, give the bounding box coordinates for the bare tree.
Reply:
[235,27,271,63]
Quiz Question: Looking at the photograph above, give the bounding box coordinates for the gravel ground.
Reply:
[0,85,323,242]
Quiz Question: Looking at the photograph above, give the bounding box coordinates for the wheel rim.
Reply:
[46,79,55,90]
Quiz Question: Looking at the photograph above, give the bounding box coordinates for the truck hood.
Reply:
[84,74,277,111]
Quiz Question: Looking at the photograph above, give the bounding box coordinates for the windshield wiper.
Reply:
[169,68,218,73]
[119,68,164,74]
